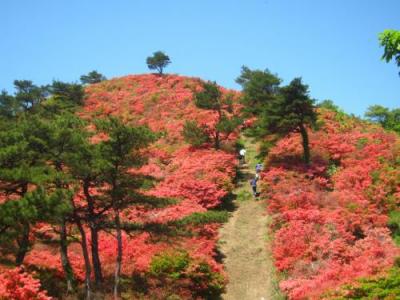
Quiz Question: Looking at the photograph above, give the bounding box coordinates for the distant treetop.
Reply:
[236,66,281,115]
[317,99,341,112]
[80,71,106,85]
[146,51,171,75]
[365,104,400,134]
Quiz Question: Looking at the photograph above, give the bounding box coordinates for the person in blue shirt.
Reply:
[255,163,263,173]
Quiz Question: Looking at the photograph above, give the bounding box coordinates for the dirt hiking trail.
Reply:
[218,137,282,300]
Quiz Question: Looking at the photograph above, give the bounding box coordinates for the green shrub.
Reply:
[150,250,190,279]
[30,266,68,299]
[146,250,226,299]
[236,190,252,202]
[354,268,400,298]
[317,100,340,112]
[388,211,400,246]
[331,265,400,299]
[182,120,210,147]
[187,261,225,299]
[257,140,275,159]
[356,137,369,150]
[327,163,339,177]
[177,211,229,226]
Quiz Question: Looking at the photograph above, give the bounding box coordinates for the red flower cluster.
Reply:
[0,267,51,300]
[262,109,400,299]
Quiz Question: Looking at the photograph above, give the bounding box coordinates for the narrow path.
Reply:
[218,137,282,300]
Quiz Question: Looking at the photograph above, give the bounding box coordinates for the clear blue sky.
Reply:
[1,0,399,115]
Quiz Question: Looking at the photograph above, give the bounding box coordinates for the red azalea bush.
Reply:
[0,267,51,300]
[262,109,400,299]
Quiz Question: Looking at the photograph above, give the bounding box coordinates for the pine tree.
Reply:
[65,123,107,287]
[0,116,48,264]
[193,81,241,149]
[182,120,210,147]
[236,66,281,115]
[50,81,85,106]
[94,116,156,298]
[262,78,317,164]
[38,114,92,296]
[13,80,48,112]
[80,71,106,85]
[146,51,171,75]
[0,90,17,118]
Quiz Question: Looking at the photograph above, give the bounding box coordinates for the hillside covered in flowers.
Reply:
[0,74,240,299]
[0,71,399,300]
[261,108,400,299]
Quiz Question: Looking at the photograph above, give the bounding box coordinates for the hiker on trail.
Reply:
[255,163,263,173]
[239,148,246,164]
[250,177,258,197]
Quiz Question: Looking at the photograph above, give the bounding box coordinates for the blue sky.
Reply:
[1,0,399,115]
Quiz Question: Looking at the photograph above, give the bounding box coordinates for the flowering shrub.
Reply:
[0,267,51,300]
[262,108,400,299]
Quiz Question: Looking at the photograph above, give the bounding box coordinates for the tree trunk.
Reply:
[84,181,103,285]
[299,124,311,165]
[76,218,92,300]
[214,130,220,150]
[113,209,123,300]
[60,220,77,294]
[15,184,30,265]
[90,224,103,285]
[15,222,30,265]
